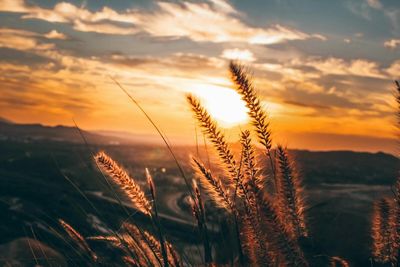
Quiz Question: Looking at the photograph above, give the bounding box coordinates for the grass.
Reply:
[369,81,400,267]
[8,63,399,266]
[55,62,341,266]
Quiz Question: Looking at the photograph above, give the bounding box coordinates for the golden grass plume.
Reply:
[371,197,397,264]
[229,61,272,152]
[94,151,152,216]
[186,95,241,186]
[276,145,308,239]
[192,156,233,211]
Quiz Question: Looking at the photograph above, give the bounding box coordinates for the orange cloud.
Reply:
[386,60,400,77]
[0,28,54,50]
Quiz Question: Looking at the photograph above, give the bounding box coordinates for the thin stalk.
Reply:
[146,168,169,267]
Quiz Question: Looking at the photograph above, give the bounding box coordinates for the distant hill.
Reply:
[0,119,185,145]
[291,150,399,185]
[0,117,13,124]
[0,120,120,144]
[1,119,399,184]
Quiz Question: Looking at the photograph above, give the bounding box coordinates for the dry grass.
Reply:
[55,66,400,267]
[276,145,308,239]
[369,81,400,266]
[192,157,233,211]
[371,198,397,265]
[94,151,152,216]
[58,219,98,262]
[186,62,309,266]
[57,62,314,266]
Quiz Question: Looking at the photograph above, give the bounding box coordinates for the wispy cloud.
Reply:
[132,2,325,44]
[255,56,387,80]
[0,0,324,44]
[348,0,400,32]
[295,57,386,79]
[385,9,400,32]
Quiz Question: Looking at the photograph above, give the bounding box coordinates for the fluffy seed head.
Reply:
[229,62,272,151]
[94,151,152,216]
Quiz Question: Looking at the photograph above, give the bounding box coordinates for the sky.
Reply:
[0,0,400,153]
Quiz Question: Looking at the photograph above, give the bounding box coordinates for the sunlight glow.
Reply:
[192,84,249,128]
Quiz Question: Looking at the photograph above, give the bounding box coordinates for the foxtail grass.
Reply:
[229,62,272,152]
[229,62,276,186]
[256,192,308,266]
[58,219,97,262]
[56,62,371,266]
[370,81,400,266]
[146,167,170,267]
[191,179,213,265]
[240,130,263,193]
[192,157,233,211]
[371,198,397,264]
[186,95,243,189]
[94,151,152,216]
[187,63,311,266]
[276,145,308,239]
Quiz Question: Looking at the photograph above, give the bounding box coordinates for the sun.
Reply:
[191,83,249,128]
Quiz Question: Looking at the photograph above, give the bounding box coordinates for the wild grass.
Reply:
[371,198,397,264]
[94,151,152,216]
[369,81,400,267]
[54,62,386,266]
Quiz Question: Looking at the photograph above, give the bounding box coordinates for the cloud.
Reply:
[72,20,138,35]
[44,30,67,40]
[386,60,400,77]
[349,0,400,32]
[0,0,325,44]
[297,57,386,79]
[208,0,238,14]
[0,28,54,51]
[366,0,382,9]
[110,53,225,74]
[135,2,323,44]
[384,39,400,49]
[0,0,26,12]
[347,1,372,20]
[221,48,255,62]
[385,9,400,31]
[253,56,387,84]
[278,83,366,110]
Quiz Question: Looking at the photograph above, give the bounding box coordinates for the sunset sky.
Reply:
[1,0,400,153]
